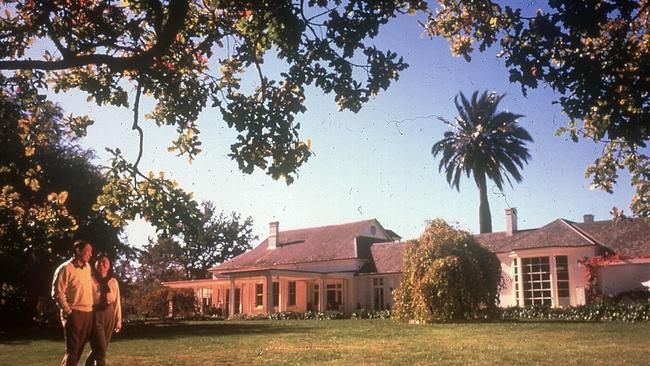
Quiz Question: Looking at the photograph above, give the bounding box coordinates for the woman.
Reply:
[85,255,122,366]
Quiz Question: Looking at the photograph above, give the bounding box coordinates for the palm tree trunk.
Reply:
[477,173,492,233]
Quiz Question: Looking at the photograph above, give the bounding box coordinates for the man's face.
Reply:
[75,243,93,264]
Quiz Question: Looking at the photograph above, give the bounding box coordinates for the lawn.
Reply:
[2,319,649,365]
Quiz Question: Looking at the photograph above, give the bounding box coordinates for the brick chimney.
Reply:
[583,214,594,224]
[268,221,279,249]
[505,208,518,236]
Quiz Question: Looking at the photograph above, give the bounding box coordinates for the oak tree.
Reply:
[0,89,125,323]
[0,0,426,245]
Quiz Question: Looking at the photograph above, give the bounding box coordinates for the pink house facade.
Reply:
[164,219,404,317]
[164,212,650,316]
[476,209,650,307]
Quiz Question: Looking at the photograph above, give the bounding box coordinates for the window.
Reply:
[288,281,296,306]
[522,257,552,306]
[199,288,212,309]
[373,278,384,310]
[555,256,570,306]
[255,283,264,307]
[273,282,279,307]
[314,284,319,310]
[513,258,520,307]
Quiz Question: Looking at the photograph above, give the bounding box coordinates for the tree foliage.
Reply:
[137,201,256,281]
[393,219,502,322]
[1,0,417,322]
[432,90,532,233]
[0,0,425,182]
[0,89,125,323]
[180,201,256,279]
[135,287,196,319]
[122,201,255,319]
[424,0,650,217]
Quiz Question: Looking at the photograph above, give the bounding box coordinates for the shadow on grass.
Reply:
[0,321,309,345]
[0,325,62,344]
[115,321,309,341]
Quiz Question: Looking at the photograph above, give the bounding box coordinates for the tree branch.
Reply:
[0,0,189,72]
[131,83,144,183]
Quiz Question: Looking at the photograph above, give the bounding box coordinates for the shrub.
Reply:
[500,303,650,322]
[393,219,501,322]
[351,309,391,319]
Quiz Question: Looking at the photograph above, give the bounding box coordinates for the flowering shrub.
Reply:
[579,253,625,303]
[350,309,391,319]
[393,219,502,322]
[268,311,303,320]
[302,310,345,320]
[230,310,346,321]
[230,313,268,321]
[579,253,650,304]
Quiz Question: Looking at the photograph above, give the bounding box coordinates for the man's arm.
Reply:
[51,264,72,316]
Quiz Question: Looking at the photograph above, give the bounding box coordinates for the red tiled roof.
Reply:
[574,218,650,256]
[212,219,383,272]
[473,230,530,252]
[475,217,650,256]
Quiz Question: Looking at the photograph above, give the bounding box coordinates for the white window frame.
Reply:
[512,254,572,307]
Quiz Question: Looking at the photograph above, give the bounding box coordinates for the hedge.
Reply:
[500,303,650,322]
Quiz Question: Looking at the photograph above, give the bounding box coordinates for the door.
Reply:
[234,288,241,314]
[225,287,241,315]
[326,283,342,311]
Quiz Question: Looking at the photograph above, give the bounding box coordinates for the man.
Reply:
[52,239,94,366]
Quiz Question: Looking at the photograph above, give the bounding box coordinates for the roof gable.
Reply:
[506,219,596,251]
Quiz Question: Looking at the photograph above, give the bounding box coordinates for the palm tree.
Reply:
[432,90,533,233]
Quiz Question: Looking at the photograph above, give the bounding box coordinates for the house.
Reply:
[164,219,405,317]
[164,212,650,316]
[475,208,650,307]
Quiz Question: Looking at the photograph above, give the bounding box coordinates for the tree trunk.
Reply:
[477,173,493,233]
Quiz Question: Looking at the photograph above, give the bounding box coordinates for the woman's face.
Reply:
[96,257,111,278]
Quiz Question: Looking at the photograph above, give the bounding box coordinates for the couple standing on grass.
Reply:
[52,240,122,366]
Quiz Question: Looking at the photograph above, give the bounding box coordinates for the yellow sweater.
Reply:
[92,277,122,328]
[52,259,93,315]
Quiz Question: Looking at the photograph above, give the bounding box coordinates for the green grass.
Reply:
[2,319,650,365]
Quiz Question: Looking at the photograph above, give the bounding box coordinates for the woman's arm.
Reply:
[111,278,122,332]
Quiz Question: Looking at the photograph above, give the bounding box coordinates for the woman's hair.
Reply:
[93,253,115,280]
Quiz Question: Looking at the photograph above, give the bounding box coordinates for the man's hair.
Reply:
[72,239,90,251]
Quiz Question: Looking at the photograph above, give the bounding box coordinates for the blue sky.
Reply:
[47,11,635,247]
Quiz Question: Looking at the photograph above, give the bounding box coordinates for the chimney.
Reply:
[583,214,594,224]
[505,208,518,236]
[268,221,279,249]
